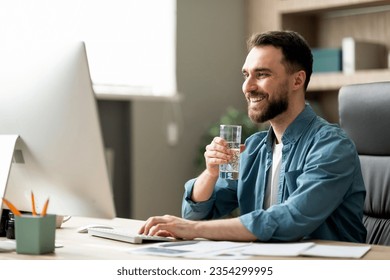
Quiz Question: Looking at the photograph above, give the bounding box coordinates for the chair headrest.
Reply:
[339,82,390,155]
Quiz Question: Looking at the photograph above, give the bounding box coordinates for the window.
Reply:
[0,0,177,99]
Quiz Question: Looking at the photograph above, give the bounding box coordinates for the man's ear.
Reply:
[292,70,306,90]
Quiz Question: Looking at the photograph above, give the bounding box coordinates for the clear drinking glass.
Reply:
[219,125,242,180]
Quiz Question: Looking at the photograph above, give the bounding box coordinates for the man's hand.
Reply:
[190,139,245,203]
[204,137,233,177]
[139,215,257,242]
[138,215,197,240]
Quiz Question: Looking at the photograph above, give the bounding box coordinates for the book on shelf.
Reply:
[342,37,388,74]
[312,48,342,73]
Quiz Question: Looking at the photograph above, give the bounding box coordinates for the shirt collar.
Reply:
[266,104,316,149]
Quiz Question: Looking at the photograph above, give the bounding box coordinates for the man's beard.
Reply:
[247,83,289,124]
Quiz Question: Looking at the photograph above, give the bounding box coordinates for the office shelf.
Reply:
[309,69,390,92]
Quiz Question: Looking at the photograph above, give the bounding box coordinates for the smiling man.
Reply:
[139,30,367,243]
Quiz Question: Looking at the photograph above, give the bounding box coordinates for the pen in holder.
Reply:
[2,195,55,254]
[14,214,56,255]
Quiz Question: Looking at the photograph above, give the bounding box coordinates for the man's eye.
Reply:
[257,72,268,78]
[242,73,249,80]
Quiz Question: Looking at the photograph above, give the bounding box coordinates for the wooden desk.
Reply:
[1,216,390,260]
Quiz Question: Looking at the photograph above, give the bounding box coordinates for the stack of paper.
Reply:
[129,240,371,259]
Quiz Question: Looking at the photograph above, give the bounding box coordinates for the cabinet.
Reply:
[247,0,390,122]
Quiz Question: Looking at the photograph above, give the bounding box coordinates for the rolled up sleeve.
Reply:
[182,178,239,221]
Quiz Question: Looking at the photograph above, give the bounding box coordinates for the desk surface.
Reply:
[1,216,390,260]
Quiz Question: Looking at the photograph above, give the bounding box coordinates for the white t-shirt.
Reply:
[264,141,283,209]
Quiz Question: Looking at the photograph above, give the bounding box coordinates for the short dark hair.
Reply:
[247,30,313,91]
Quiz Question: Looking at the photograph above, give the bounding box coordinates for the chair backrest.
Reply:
[339,82,390,245]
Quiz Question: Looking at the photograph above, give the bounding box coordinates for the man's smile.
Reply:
[247,93,267,105]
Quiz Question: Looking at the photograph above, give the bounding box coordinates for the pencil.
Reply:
[1,198,22,216]
[31,191,37,216]
[41,198,49,216]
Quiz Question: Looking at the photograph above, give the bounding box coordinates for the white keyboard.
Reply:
[88,227,175,244]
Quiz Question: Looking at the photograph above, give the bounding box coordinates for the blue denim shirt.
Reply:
[182,105,367,243]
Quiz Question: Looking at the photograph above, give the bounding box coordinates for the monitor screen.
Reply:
[0,41,116,221]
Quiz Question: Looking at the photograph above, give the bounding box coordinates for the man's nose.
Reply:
[243,77,257,93]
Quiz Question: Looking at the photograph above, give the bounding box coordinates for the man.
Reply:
[139,30,367,243]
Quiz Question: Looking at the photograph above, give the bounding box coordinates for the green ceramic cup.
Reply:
[15,214,56,255]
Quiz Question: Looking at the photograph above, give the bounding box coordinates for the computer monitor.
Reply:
[0,41,116,222]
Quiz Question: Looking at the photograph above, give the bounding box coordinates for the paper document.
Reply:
[130,240,250,258]
[300,244,371,259]
[241,242,315,257]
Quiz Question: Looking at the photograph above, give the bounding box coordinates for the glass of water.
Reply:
[219,125,242,180]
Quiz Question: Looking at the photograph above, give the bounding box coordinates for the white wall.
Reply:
[130,0,248,220]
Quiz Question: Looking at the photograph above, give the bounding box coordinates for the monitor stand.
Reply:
[0,135,19,204]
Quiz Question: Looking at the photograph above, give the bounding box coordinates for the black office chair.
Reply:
[339,81,390,245]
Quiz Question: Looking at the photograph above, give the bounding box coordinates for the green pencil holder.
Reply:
[15,214,56,255]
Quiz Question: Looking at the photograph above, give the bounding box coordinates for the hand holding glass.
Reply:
[219,125,242,180]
